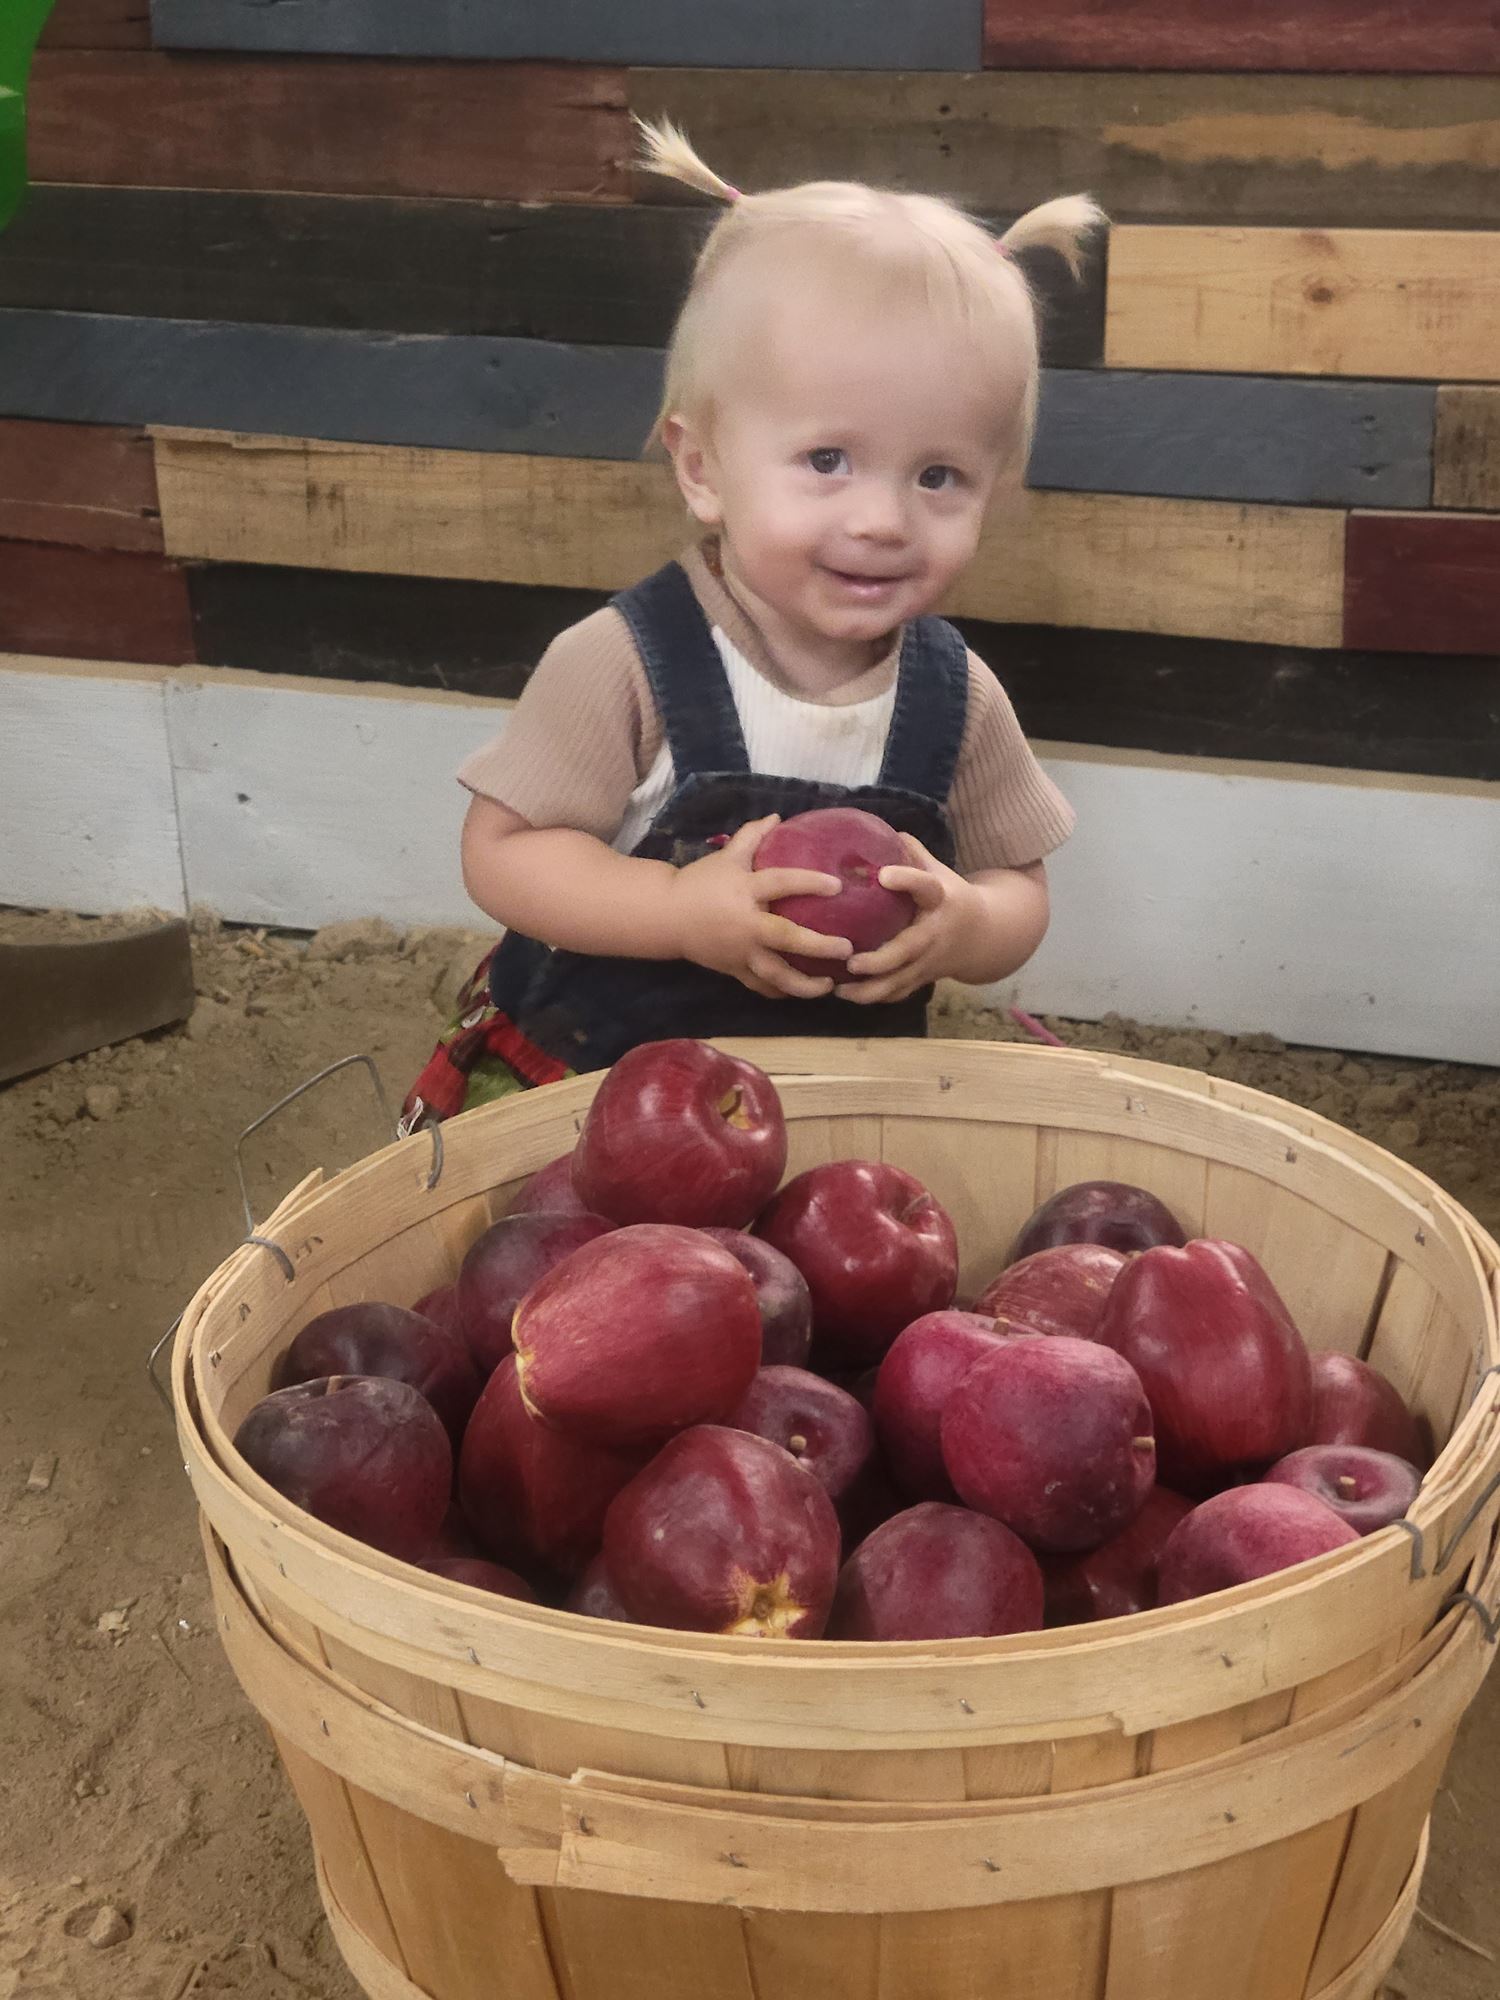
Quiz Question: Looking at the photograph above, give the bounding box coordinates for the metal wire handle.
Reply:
[233,1053,398,1239]
[146,1312,184,1414]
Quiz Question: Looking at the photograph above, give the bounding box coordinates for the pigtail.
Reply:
[633,114,742,204]
[999,194,1106,280]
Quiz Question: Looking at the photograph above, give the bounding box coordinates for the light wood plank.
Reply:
[1434,386,1500,510]
[541,1893,757,2000]
[274,1733,409,1975]
[152,430,1347,648]
[878,1897,1110,2000]
[1107,226,1500,380]
[1307,1751,1448,1989]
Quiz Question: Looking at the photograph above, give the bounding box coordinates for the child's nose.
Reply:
[847,480,908,541]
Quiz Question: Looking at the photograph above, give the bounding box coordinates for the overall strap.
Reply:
[611,562,751,779]
[878,615,970,803]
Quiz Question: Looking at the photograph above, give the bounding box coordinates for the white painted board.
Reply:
[1001,747,1500,1068]
[5,661,1498,1065]
[0,659,186,915]
[163,669,493,929]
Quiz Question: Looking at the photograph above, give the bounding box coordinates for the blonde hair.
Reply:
[637,115,1105,474]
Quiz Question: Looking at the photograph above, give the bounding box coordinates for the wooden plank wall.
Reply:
[1,2,1498,800]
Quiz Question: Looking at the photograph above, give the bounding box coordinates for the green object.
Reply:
[0,0,57,234]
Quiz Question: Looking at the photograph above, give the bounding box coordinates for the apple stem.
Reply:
[717,1085,751,1131]
[787,1434,808,1456]
[1337,1475,1358,1496]
[1132,1436,1155,1452]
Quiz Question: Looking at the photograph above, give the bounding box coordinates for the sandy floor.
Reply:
[2,909,1497,1999]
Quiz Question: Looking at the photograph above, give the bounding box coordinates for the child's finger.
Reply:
[761,913,853,962]
[846,917,934,978]
[719,815,782,864]
[748,948,836,999]
[877,865,943,907]
[749,867,844,904]
[899,832,937,868]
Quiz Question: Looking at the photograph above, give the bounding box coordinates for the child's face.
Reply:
[668,291,1020,668]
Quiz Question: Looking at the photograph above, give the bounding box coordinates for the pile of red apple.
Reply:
[233,1039,1431,1641]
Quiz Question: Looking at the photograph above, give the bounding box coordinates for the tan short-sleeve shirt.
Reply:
[459,543,1074,874]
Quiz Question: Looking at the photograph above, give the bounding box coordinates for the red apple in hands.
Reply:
[565,1552,633,1623]
[700,1227,813,1367]
[1044,1486,1194,1625]
[829,1503,1044,1641]
[726,1366,874,1504]
[573,1039,786,1228]
[1309,1352,1430,1466]
[942,1335,1157,1554]
[1157,1484,1359,1605]
[757,1160,958,1366]
[456,1211,614,1375]
[975,1244,1127,1341]
[459,1356,648,1575]
[507,1150,596,1219]
[754,807,913,982]
[276,1302,481,1443]
[513,1224,762,1448]
[604,1426,841,1637]
[234,1375,451,1560]
[873,1310,1009,1500]
[1263,1445,1421,1537]
[1009,1181,1186,1263]
[1095,1239,1313,1492]
[419,1555,538,1601]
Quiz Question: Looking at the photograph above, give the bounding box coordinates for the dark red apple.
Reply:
[1263,1445,1421,1537]
[1309,1352,1430,1466]
[418,1555,538,1601]
[1157,1484,1359,1605]
[430,1504,484,1560]
[413,1283,465,1341]
[836,1455,906,1552]
[507,1150,596,1219]
[1008,1180,1186,1263]
[456,1210,614,1376]
[276,1301,481,1443]
[459,1355,648,1575]
[513,1224,762,1448]
[726,1366,874,1503]
[754,806,913,982]
[573,1039,787,1228]
[1044,1487,1194,1625]
[1095,1239,1313,1492]
[757,1160,958,1366]
[941,1335,1156,1554]
[975,1243,1127,1341]
[700,1227,813,1367]
[233,1375,450,1559]
[603,1426,841,1637]
[872,1310,1009,1500]
[828,1502,1044,1641]
[564,1553,633,1623]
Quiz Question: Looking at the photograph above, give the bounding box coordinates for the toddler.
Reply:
[405,122,1102,1123]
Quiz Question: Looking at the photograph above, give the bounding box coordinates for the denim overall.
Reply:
[481,559,971,1080]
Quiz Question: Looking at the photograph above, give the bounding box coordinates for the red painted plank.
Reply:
[0,541,196,663]
[983,0,1500,73]
[28,53,630,201]
[0,420,162,553]
[38,0,151,50]
[1345,515,1500,656]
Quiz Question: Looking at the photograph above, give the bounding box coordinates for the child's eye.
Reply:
[806,447,850,476]
[918,464,961,491]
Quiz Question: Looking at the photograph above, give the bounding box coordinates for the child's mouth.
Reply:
[823,568,906,600]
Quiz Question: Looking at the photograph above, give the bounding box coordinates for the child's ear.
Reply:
[662,413,724,528]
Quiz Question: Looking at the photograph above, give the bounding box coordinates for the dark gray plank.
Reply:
[1031,373,1434,510]
[184,558,1500,784]
[0,318,1436,508]
[149,0,982,67]
[0,186,1102,365]
[0,311,665,457]
[0,918,195,1085]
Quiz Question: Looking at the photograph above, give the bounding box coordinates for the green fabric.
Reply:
[0,0,56,235]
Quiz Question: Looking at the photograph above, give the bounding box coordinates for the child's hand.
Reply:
[842,833,979,1004]
[672,816,850,999]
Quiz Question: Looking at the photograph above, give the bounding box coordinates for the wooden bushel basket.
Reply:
[173,1040,1500,2000]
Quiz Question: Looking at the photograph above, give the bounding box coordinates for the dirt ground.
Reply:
[2,907,1498,2000]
